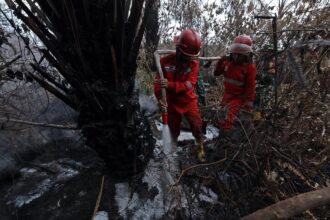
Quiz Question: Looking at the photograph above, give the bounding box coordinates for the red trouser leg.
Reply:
[184,102,203,140]
[168,111,182,141]
[220,99,244,129]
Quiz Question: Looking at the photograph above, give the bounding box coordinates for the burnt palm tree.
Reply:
[4,0,155,177]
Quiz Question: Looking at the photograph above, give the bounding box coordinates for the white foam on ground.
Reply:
[178,131,195,141]
[114,122,220,219]
[12,178,52,208]
[93,211,109,220]
[19,168,38,174]
[115,137,183,220]
[178,124,219,142]
[198,186,218,203]
[205,124,219,140]
[114,182,131,214]
[9,158,80,208]
[115,183,143,219]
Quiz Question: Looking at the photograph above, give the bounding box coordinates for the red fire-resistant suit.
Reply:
[154,53,203,140]
[214,57,257,129]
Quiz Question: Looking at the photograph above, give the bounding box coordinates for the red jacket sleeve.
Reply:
[214,57,229,76]
[244,64,257,102]
[167,60,199,93]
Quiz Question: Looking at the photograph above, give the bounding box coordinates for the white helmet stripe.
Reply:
[229,43,253,54]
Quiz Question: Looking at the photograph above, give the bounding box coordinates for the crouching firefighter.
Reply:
[154,29,206,162]
[214,34,257,130]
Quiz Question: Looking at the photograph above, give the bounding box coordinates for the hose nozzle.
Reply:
[162,112,168,125]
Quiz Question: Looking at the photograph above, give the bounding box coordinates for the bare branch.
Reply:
[0,117,77,129]
[0,55,21,71]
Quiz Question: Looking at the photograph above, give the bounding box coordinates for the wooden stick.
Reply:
[241,187,330,220]
[156,49,223,61]
[154,51,167,109]
[156,49,175,54]
[91,175,105,220]
[199,56,223,61]
[0,117,77,129]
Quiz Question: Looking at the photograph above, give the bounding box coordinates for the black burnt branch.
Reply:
[5,0,154,177]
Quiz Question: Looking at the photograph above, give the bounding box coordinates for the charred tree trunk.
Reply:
[145,0,160,71]
[5,0,154,178]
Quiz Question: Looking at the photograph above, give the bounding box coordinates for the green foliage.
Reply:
[136,67,155,95]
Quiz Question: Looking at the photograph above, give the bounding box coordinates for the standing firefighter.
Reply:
[154,29,206,162]
[254,44,275,119]
[214,34,257,130]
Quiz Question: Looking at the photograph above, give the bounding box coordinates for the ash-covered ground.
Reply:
[1,82,329,220]
[0,84,223,220]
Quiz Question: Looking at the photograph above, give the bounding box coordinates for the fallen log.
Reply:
[241,186,330,220]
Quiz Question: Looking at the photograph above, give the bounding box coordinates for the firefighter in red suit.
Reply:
[154,29,205,162]
[214,34,256,130]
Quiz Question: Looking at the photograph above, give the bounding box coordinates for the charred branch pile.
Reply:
[4,0,156,177]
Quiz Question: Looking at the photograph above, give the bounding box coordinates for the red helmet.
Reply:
[229,34,253,54]
[173,29,201,56]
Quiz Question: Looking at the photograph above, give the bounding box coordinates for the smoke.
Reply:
[139,92,158,117]
[0,80,79,180]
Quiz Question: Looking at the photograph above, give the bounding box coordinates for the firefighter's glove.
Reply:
[158,99,167,113]
[154,78,168,88]
[214,56,229,76]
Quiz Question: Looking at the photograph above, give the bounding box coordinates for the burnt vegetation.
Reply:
[0,0,330,219]
[1,0,156,178]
